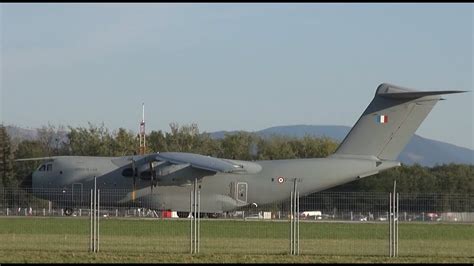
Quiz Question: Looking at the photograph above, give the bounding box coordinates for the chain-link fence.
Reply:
[297,192,391,256]
[0,187,472,257]
[397,193,474,257]
[0,188,91,253]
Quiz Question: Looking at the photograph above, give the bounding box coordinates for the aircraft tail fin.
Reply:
[331,83,465,161]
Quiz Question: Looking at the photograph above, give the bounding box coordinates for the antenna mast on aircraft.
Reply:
[139,103,146,155]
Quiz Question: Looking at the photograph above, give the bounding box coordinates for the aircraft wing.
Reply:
[121,152,260,187]
[15,157,56,162]
[155,152,245,173]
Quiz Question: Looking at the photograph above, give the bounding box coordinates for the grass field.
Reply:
[0,217,472,263]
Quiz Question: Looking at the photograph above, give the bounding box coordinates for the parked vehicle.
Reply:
[353,215,368,221]
[245,212,263,220]
[300,211,322,220]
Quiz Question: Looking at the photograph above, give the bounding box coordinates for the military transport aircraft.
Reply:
[17,83,465,217]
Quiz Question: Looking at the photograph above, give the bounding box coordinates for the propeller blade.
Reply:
[149,161,154,192]
[132,159,136,201]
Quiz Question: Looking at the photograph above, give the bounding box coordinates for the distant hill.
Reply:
[210,125,474,167]
[4,125,68,146]
[4,125,38,141]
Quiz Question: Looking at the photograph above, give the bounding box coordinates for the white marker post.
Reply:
[395,193,400,257]
[190,178,200,254]
[389,180,398,257]
[190,189,193,254]
[290,190,293,254]
[90,177,100,253]
[97,189,100,252]
[290,179,300,255]
[90,189,93,252]
[389,192,392,257]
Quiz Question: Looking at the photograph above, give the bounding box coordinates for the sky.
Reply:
[1,3,473,149]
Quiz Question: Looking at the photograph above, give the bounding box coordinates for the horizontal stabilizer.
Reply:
[380,90,466,99]
[377,83,466,99]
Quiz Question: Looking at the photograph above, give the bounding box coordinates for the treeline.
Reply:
[1,123,472,195]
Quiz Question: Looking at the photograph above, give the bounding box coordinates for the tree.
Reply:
[165,122,202,153]
[221,132,257,160]
[36,124,68,156]
[0,125,14,187]
[147,130,168,153]
[13,140,48,186]
[194,132,222,157]
[257,135,297,160]
[289,136,338,158]
[112,128,138,156]
[67,123,114,156]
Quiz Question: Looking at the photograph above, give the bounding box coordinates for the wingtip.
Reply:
[445,90,469,94]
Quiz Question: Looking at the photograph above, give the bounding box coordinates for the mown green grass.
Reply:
[0,217,472,263]
[0,250,472,263]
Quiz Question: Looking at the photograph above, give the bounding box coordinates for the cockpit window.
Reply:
[46,164,52,171]
[38,165,46,171]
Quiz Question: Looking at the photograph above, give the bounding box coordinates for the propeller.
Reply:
[149,161,157,192]
[131,158,137,201]
[128,157,159,200]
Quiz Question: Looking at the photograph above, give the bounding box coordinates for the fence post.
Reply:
[197,189,200,254]
[289,179,300,256]
[193,179,196,254]
[290,190,293,254]
[297,190,300,255]
[396,192,399,257]
[190,189,193,254]
[94,179,96,252]
[90,189,93,252]
[393,181,397,257]
[96,189,100,252]
[389,180,398,258]
[90,177,100,253]
[190,178,200,254]
[389,192,392,257]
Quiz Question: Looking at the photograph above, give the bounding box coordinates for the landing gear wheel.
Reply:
[208,213,219,219]
[64,208,74,216]
[177,211,189,218]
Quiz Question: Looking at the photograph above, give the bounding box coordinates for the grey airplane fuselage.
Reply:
[32,154,399,212]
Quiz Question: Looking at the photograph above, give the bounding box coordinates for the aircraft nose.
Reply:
[19,173,33,190]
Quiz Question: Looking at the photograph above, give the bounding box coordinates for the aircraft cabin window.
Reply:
[39,165,46,172]
[47,164,53,171]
